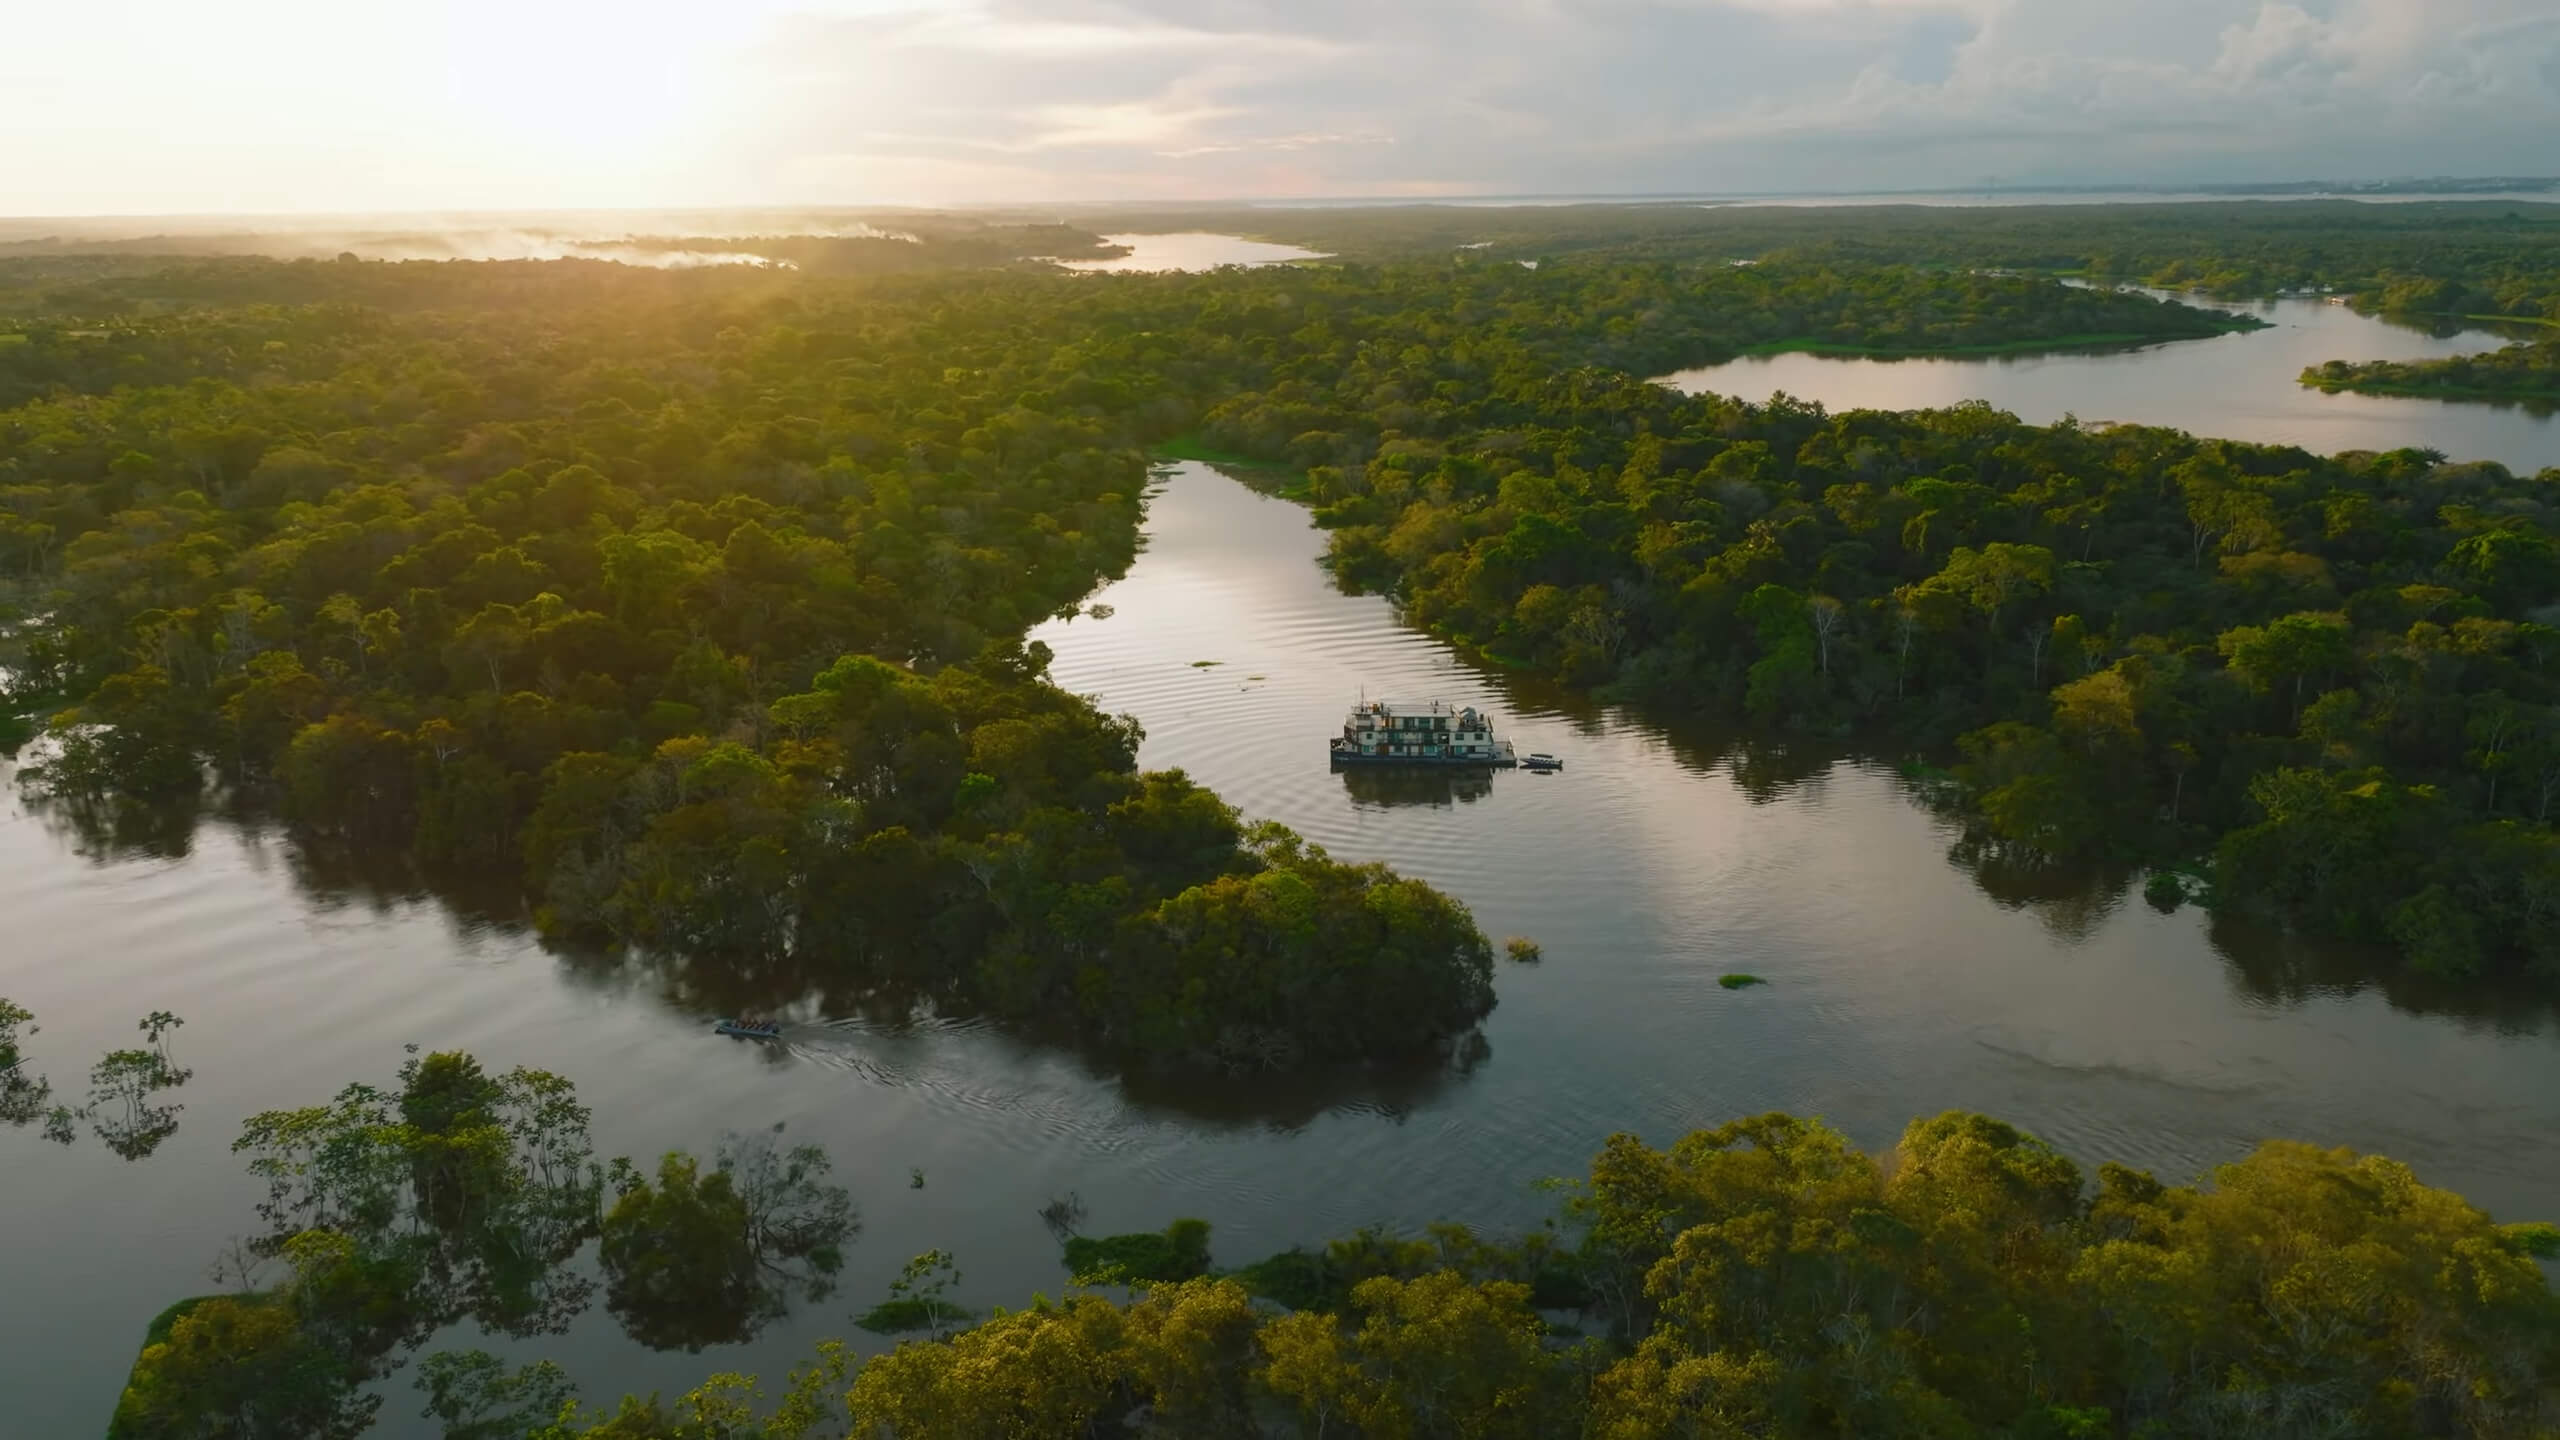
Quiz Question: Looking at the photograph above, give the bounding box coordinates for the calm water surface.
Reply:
[1659,293,2560,474]
[1058,233,1329,272]
[8,463,2560,1434]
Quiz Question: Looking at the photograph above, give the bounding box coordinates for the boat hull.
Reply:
[1330,740,1516,768]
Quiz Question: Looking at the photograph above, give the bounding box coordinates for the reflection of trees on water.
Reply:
[1940,832,2134,945]
[601,1128,860,1352]
[21,777,1492,1132]
[103,1050,869,1436]
[1417,643,1849,802]
[2206,912,2560,1032]
[579,938,1487,1132]
[21,778,203,862]
[0,999,194,1159]
[1105,1030,1485,1132]
[1409,650,2560,1032]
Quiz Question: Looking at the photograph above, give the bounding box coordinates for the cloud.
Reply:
[696,0,2560,203]
[5,0,2558,211]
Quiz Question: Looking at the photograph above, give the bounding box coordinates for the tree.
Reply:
[2217,611,2353,724]
[2466,692,2528,814]
[233,1052,607,1358]
[416,1351,580,1440]
[599,1129,855,1351]
[113,1296,371,1440]
[1807,595,1848,678]
[600,1155,765,1351]
[0,996,50,1129]
[857,1250,971,1341]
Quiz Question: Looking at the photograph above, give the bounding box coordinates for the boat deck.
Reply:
[1330,737,1517,768]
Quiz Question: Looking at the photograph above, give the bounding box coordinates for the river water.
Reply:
[1058,233,1329,272]
[1659,292,2560,474]
[8,363,2560,1431]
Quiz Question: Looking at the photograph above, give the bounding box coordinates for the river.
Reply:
[8,412,2560,1431]
[1057,233,1329,272]
[1659,292,2560,474]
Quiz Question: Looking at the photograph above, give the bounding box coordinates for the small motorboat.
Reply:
[1520,753,1564,772]
[714,1018,784,1040]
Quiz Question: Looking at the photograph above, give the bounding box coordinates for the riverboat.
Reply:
[1330,699,1517,767]
[714,1018,783,1040]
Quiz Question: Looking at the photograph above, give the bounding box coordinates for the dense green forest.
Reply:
[2307,336,2560,412]
[1177,280,2560,988]
[1078,199,2560,321]
[0,257,1508,1069]
[0,254,2271,1050]
[7,220,2560,1438]
[80,1041,2560,1439]
[3,250,2555,1001]
[0,213,1132,276]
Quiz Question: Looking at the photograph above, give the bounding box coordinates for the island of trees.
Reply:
[71,1042,2560,1439]
[5,249,2558,1004]
[0,257,1502,1071]
[0,251,2303,1064]
[3,208,2560,1437]
[2306,336,2560,412]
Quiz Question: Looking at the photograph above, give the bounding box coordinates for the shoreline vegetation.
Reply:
[0,203,2557,1437]
[2302,339,2560,412]
[1185,276,2560,993]
[0,252,2268,1077]
[1732,320,2263,361]
[0,242,2552,1018]
[88,1047,2560,1440]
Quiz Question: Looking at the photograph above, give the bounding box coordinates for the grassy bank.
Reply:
[1151,434,1309,495]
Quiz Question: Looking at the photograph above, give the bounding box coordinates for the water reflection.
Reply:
[26,781,203,862]
[2208,913,2560,1032]
[11,462,2560,1433]
[1337,765,1495,809]
[1938,833,2136,946]
[1657,292,2560,473]
[1057,232,1330,273]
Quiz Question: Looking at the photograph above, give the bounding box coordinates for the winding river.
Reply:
[6,299,2560,1434]
[1660,290,2560,473]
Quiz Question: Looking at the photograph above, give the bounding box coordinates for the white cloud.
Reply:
[4,0,2557,211]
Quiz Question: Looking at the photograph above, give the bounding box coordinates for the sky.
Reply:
[5,0,2558,215]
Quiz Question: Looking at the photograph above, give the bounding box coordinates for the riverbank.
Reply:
[13,459,2560,1434]
[1150,435,1305,490]
[2300,340,2560,413]
[1736,318,2263,361]
[1659,290,2560,470]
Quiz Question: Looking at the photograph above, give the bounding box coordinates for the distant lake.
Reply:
[1058,232,1329,272]
[1658,293,2560,474]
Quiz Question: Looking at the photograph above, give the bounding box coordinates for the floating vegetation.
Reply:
[1718,973,1767,990]
[1062,1219,1212,1287]
[1190,659,1223,668]
[1504,937,1544,964]
[1038,1192,1087,1240]
[2142,867,2212,913]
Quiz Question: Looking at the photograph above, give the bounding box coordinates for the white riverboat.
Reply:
[1329,699,1517,767]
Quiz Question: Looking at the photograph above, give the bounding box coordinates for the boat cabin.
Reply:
[1335,699,1508,764]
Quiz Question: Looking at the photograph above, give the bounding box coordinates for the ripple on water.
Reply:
[8,461,2560,1435]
